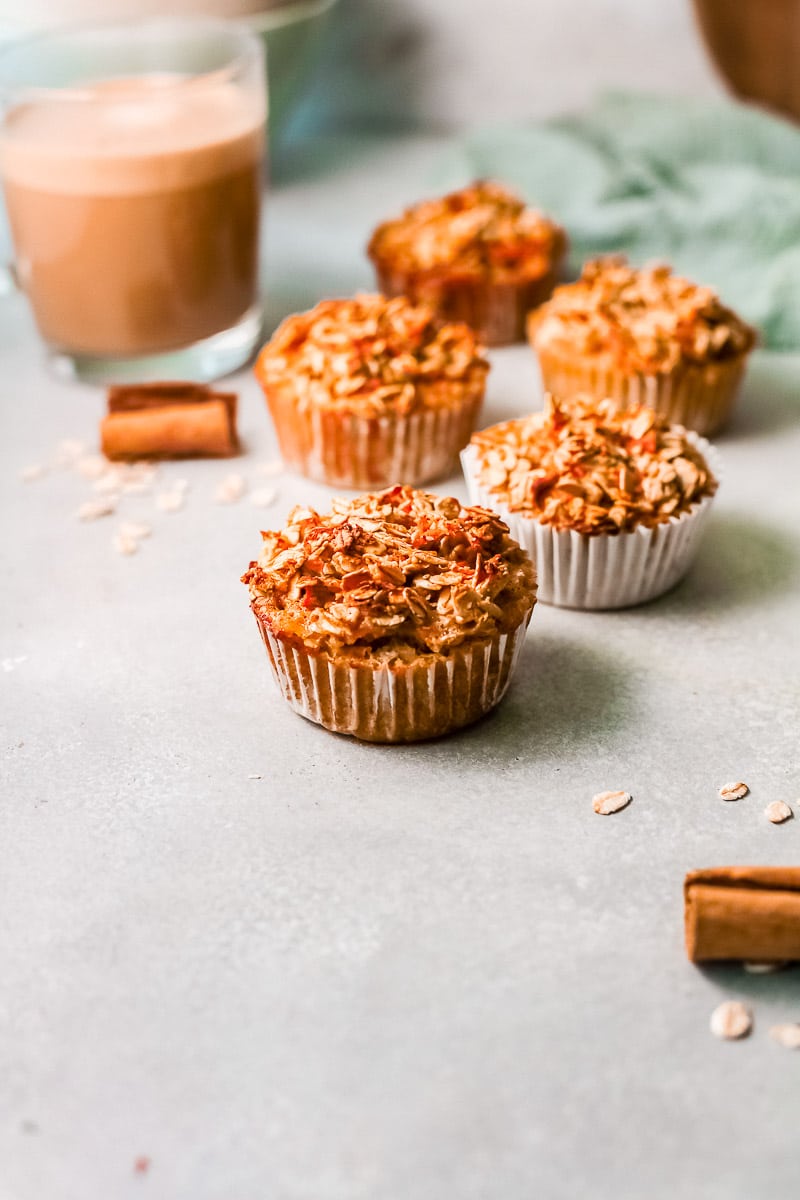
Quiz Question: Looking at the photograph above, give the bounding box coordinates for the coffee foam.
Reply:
[0,75,265,195]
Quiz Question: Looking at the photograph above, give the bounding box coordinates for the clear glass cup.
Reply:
[0,18,266,384]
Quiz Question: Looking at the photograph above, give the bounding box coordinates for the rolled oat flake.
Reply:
[769,1024,800,1050]
[718,781,749,801]
[765,800,793,824]
[592,789,632,815]
[710,1000,752,1040]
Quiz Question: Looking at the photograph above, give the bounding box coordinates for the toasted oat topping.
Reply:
[255,294,488,417]
[242,484,536,659]
[368,181,566,280]
[531,257,755,371]
[470,395,716,534]
[710,1001,753,1041]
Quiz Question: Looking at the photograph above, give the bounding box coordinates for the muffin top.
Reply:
[469,395,717,534]
[530,258,755,371]
[367,181,566,282]
[243,484,536,661]
[254,294,488,416]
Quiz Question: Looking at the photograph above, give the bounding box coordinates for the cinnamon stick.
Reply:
[684,866,800,962]
[101,382,238,460]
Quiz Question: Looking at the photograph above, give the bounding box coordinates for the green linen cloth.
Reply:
[436,92,800,350]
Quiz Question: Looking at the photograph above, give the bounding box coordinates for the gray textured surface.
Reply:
[2,136,800,1200]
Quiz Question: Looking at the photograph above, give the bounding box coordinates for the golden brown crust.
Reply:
[469,395,717,534]
[368,181,566,284]
[254,294,488,418]
[529,257,756,373]
[242,484,536,661]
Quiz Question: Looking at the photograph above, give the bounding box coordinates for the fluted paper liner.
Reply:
[260,378,484,489]
[461,435,720,610]
[534,346,748,437]
[251,604,533,743]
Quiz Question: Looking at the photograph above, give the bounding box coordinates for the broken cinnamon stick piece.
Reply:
[685,866,800,963]
[101,382,238,460]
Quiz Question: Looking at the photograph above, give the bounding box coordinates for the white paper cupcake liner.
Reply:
[262,380,484,489]
[534,348,748,437]
[251,606,532,742]
[461,435,720,610]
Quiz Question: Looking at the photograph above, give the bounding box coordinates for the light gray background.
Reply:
[2,3,800,1194]
[2,136,800,1199]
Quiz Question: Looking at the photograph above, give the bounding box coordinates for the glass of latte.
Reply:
[0,18,266,383]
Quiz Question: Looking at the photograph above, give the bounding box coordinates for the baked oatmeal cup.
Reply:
[367,181,567,346]
[462,395,719,609]
[528,258,756,436]
[254,295,488,489]
[242,484,537,742]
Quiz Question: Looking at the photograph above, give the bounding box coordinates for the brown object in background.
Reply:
[101,382,238,460]
[693,0,800,123]
[685,867,800,962]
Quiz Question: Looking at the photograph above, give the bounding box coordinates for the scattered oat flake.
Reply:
[119,520,152,542]
[719,781,749,801]
[20,464,46,482]
[75,454,108,480]
[250,486,277,508]
[156,490,185,513]
[170,478,189,493]
[592,789,632,815]
[78,497,117,521]
[93,471,123,494]
[765,800,793,824]
[113,532,139,556]
[710,1000,752,1041]
[215,473,247,504]
[2,656,27,673]
[744,960,788,974]
[769,1023,800,1050]
[54,438,86,465]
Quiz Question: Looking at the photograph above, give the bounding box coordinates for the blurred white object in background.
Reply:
[0,1,292,24]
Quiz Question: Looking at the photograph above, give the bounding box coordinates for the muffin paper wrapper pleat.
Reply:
[461,436,720,610]
[251,607,532,743]
[262,382,483,489]
[534,348,748,437]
